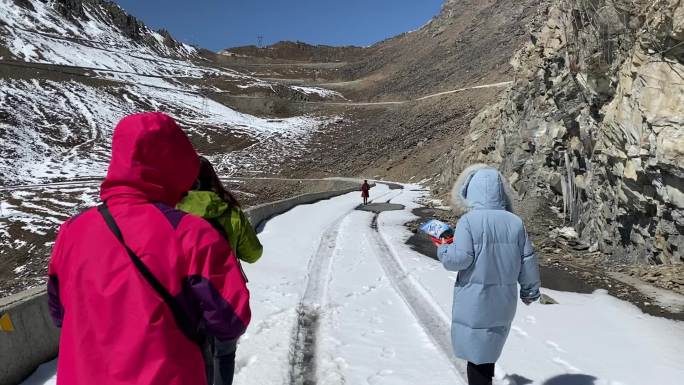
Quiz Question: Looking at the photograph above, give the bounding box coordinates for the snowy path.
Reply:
[317,210,463,384]
[234,184,462,384]
[22,183,684,385]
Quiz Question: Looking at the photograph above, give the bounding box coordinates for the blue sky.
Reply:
[113,0,444,51]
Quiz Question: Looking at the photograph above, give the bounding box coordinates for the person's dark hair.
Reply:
[195,156,240,207]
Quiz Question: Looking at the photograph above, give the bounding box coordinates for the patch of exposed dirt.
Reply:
[337,0,539,100]
[279,87,499,187]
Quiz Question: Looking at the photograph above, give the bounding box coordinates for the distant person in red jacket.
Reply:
[361,180,371,205]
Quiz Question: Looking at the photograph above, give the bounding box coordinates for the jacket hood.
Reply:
[451,164,514,214]
[100,112,199,206]
[177,191,229,219]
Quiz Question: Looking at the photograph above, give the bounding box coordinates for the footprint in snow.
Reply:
[545,340,566,353]
[355,285,378,297]
[234,355,258,374]
[511,326,528,338]
[251,309,288,334]
[380,346,396,359]
[524,315,536,324]
[367,369,394,384]
[551,357,580,373]
[320,372,345,385]
[333,356,349,368]
[324,335,339,344]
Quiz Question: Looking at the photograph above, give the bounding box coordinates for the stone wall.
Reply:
[0,288,60,385]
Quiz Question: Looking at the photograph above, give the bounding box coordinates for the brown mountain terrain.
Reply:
[220,40,368,63]
[261,0,540,187]
[219,0,684,294]
[336,0,538,100]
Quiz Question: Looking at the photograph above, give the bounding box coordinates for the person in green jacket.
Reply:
[178,159,262,264]
[177,156,263,385]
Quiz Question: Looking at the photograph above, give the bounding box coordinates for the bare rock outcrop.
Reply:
[446,0,684,264]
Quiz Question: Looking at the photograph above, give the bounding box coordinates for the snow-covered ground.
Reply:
[21,184,684,385]
[378,186,684,385]
[0,184,100,297]
[0,77,330,185]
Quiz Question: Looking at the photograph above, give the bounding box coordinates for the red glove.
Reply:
[431,236,454,246]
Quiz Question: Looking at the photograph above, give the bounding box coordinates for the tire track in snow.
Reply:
[289,214,347,385]
[287,184,402,384]
[368,192,469,380]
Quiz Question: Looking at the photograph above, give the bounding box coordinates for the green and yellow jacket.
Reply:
[178,191,263,263]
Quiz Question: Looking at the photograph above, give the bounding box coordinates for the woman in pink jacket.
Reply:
[47,112,251,385]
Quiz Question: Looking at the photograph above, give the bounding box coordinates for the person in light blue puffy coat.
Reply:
[436,165,541,385]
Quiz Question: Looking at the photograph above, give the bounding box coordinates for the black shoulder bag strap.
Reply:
[97,203,201,346]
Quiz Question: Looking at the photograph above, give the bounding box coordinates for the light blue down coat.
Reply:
[438,165,541,364]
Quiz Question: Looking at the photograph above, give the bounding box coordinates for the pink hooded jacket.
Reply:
[47,112,250,385]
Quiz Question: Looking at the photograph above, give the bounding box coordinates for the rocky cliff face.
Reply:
[447,0,684,264]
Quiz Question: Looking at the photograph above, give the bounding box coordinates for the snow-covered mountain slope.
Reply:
[0,0,348,95]
[0,0,285,91]
[0,0,343,187]
[0,0,197,68]
[0,77,327,183]
[0,0,346,297]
